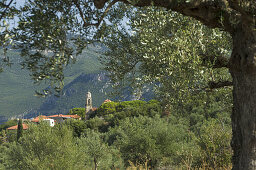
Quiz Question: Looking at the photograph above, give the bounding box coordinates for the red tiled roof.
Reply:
[65,114,80,119]
[48,114,80,119]
[91,107,97,111]
[104,99,112,103]
[31,115,50,122]
[7,124,29,130]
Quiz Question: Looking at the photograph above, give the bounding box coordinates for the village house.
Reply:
[7,123,29,130]
[31,115,55,127]
[48,114,80,123]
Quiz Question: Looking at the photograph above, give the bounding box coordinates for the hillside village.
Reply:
[6,91,108,130]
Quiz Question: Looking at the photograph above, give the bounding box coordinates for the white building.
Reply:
[43,119,55,127]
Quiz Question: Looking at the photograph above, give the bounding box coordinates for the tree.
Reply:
[78,130,123,170]
[94,100,161,128]
[69,108,86,120]
[1,0,255,168]
[0,0,19,72]
[94,1,256,169]
[0,130,7,144]
[16,119,23,142]
[106,115,200,168]
[101,7,232,116]
[1,123,85,170]
[198,118,232,168]
[64,119,87,137]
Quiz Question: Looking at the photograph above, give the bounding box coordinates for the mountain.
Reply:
[0,46,102,119]
[0,45,154,122]
[24,71,154,119]
[31,72,110,116]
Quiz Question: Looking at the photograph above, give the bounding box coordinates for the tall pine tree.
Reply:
[17,119,23,142]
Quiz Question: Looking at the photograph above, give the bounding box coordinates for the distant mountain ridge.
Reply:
[24,71,154,119]
[0,47,154,122]
[0,46,102,119]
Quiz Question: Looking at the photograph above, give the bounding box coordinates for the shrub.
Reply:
[197,118,232,168]
[105,115,198,168]
[78,130,123,169]
[1,123,85,170]
[64,119,87,137]
[69,108,85,119]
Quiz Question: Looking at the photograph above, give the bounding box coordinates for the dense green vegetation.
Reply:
[0,120,17,132]
[69,108,86,119]
[0,99,232,169]
[2,0,250,168]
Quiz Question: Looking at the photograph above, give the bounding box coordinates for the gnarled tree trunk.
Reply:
[93,0,256,169]
[230,24,256,170]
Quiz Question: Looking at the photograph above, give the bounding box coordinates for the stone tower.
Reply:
[85,91,92,117]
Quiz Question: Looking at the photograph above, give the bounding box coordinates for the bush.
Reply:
[78,130,123,169]
[69,108,85,119]
[197,118,232,168]
[0,120,17,131]
[105,115,199,168]
[64,119,87,137]
[0,123,85,170]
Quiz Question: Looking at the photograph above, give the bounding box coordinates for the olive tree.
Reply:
[78,130,123,170]
[0,0,19,72]
[83,1,256,168]
[1,123,85,170]
[101,7,232,116]
[1,0,255,169]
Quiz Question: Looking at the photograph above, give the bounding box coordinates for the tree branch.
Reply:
[228,0,256,15]
[200,54,229,68]
[94,0,237,31]
[74,0,118,28]
[0,0,14,21]
[72,0,88,27]
[208,80,233,89]
[95,0,119,27]
[228,0,256,24]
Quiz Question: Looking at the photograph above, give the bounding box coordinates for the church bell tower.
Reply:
[85,91,92,117]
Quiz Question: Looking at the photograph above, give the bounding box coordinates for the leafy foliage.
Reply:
[92,100,161,128]
[0,0,19,72]
[105,115,199,168]
[101,7,232,112]
[69,107,85,120]
[0,102,232,169]
[96,100,160,117]
[0,120,17,131]
[78,129,123,169]
[64,119,87,137]
[197,118,232,168]
[0,1,236,169]
[1,123,85,170]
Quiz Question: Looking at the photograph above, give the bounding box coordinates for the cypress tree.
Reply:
[17,119,23,142]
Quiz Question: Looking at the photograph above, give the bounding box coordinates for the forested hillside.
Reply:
[0,46,103,119]
[0,100,232,169]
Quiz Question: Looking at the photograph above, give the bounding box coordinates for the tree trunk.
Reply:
[94,158,97,170]
[229,24,256,170]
